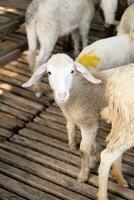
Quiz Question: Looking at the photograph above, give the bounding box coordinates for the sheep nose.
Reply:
[57,92,67,99]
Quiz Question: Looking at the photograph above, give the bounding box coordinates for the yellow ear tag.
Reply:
[78,54,101,69]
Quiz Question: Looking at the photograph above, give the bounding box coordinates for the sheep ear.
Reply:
[22,63,47,88]
[75,62,102,84]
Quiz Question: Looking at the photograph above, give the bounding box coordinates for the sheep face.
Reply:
[47,55,75,103]
[22,54,102,103]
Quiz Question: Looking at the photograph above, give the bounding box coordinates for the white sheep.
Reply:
[117,4,134,35]
[22,53,107,183]
[100,0,118,27]
[76,33,134,71]
[26,0,94,97]
[100,0,134,27]
[98,64,134,200]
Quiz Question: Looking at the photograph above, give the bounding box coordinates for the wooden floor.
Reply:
[0,5,134,200]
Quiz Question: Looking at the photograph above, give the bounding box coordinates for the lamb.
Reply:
[22,53,107,183]
[76,33,134,71]
[117,4,134,35]
[98,64,134,200]
[26,0,94,97]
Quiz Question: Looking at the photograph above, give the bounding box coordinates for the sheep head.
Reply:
[22,53,101,103]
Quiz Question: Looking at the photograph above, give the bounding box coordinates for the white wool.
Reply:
[76,33,134,71]
[98,64,134,200]
[100,0,118,25]
[100,0,134,26]
[117,4,134,35]
[26,0,94,97]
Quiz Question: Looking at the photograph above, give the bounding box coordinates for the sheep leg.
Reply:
[98,146,127,200]
[78,127,97,183]
[33,26,58,97]
[26,24,37,71]
[89,139,98,169]
[79,15,91,48]
[66,121,78,150]
[33,47,51,97]
[79,25,89,48]
[71,29,80,58]
[111,156,128,187]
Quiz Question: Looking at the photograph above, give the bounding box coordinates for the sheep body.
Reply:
[76,33,134,70]
[98,64,134,200]
[57,71,107,183]
[100,0,134,26]
[117,4,134,35]
[26,0,94,97]
[58,72,106,131]
[23,53,108,183]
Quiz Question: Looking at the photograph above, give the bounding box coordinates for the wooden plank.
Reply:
[0,112,24,130]
[0,0,31,10]
[0,90,43,110]
[4,59,50,84]
[0,39,22,57]
[0,161,89,200]
[11,134,80,167]
[0,144,129,200]
[0,81,52,106]
[12,133,134,178]
[0,102,33,121]
[27,122,67,142]
[3,59,52,88]
[0,68,51,95]
[8,138,134,198]
[4,61,49,84]
[40,111,66,125]
[0,16,24,41]
[46,105,63,117]
[14,135,79,166]
[0,49,20,66]
[4,62,31,77]
[0,187,26,200]
[0,174,59,200]
[19,128,79,156]
[34,117,66,133]
[0,20,17,39]
[0,147,97,200]
[0,127,12,140]
[0,93,39,115]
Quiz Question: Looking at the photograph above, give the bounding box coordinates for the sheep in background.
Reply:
[117,4,134,35]
[76,33,134,71]
[100,0,118,27]
[26,0,94,97]
[22,53,108,183]
[98,64,134,200]
[100,0,134,36]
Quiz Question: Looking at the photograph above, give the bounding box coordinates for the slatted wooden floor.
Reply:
[0,4,134,200]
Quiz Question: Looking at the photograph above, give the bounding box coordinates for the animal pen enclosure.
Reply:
[0,1,133,200]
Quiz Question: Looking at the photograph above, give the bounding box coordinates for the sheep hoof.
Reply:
[77,177,86,183]
[118,178,128,188]
[97,193,108,200]
[77,173,88,183]
[35,92,42,98]
[69,142,79,150]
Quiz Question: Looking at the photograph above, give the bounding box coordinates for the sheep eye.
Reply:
[71,70,74,74]
[48,71,52,75]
